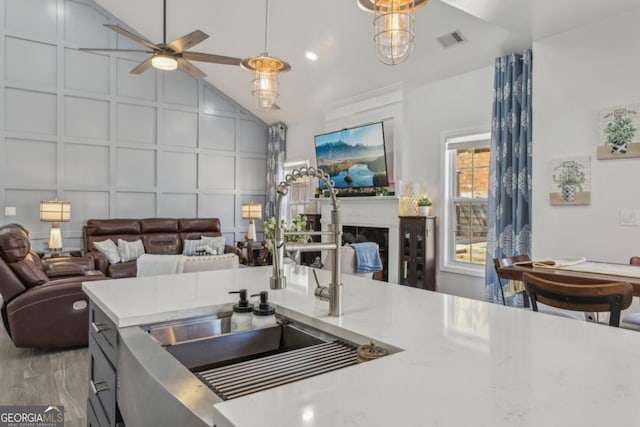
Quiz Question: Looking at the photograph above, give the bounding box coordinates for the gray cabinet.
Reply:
[87,303,125,427]
[399,216,436,291]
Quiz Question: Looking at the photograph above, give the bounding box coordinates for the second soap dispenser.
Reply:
[229,289,254,332]
[251,291,277,328]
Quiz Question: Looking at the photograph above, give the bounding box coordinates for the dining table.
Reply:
[499,261,640,297]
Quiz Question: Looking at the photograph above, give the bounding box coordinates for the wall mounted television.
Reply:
[314,121,389,190]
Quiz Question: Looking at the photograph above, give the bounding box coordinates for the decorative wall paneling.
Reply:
[1,0,269,251]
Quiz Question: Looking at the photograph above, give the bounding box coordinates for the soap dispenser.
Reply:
[251,291,277,328]
[228,289,253,332]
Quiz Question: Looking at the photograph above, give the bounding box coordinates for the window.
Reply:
[444,132,490,273]
[283,160,311,223]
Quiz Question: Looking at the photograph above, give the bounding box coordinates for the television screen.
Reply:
[314,122,389,190]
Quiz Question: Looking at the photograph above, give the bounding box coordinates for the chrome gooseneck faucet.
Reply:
[270,167,343,316]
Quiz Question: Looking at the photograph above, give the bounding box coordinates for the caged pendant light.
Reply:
[358,0,430,65]
[241,0,291,111]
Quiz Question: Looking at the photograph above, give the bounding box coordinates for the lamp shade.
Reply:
[40,201,71,222]
[241,203,262,220]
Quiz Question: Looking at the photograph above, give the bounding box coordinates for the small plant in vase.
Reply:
[417,197,432,216]
[605,115,637,154]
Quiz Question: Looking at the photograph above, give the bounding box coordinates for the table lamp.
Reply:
[40,200,71,257]
[241,202,262,242]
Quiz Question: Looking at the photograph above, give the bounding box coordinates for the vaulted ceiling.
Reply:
[95,0,640,125]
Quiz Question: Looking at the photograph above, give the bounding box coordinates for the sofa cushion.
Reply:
[182,239,203,256]
[200,236,226,255]
[86,219,140,236]
[108,261,137,279]
[9,252,49,289]
[140,219,179,233]
[94,239,121,264]
[179,218,220,233]
[0,227,30,263]
[143,234,181,255]
[118,239,145,262]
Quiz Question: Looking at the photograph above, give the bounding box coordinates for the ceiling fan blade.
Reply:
[166,30,209,54]
[176,58,206,79]
[130,57,154,74]
[79,48,154,53]
[182,52,242,66]
[104,24,159,51]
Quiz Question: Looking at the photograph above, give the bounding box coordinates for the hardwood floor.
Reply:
[0,323,88,427]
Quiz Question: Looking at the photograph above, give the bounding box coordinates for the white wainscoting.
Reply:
[0,0,269,250]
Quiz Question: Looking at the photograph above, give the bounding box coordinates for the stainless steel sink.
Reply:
[145,315,366,400]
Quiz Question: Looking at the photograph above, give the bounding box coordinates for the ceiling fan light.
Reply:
[152,54,178,71]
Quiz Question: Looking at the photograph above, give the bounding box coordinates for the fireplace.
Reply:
[342,225,388,281]
[317,196,401,283]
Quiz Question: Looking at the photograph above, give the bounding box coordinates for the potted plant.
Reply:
[263,216,311,261]
[604,115,637,154]
[375,187,388,197]
[417,197,432,216]
[553,161,585,202]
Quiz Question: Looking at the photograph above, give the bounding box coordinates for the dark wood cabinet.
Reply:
[301,213,321,266]
[399,216,436,291]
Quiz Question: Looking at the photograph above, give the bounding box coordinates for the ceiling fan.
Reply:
[80,0,241,79]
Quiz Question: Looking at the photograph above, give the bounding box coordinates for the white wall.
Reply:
[532,8,640,262]
[404,66,493,300]
[0,0,268,250]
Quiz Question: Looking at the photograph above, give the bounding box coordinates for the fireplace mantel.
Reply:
[316,196,400,282]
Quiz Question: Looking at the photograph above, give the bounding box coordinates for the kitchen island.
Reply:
[83,265,640,427]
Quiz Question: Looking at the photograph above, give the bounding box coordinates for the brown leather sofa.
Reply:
[0,224,106,348]
[83,218,242,278]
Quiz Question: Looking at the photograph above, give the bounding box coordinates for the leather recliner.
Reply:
[0,224,106,348]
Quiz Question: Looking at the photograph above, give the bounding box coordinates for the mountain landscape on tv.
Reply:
[315,139,388,188]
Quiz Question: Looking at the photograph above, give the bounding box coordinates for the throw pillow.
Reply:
[94,239,121,265]
[183,239,204,256]
[200,236,226,256]
[118,239,145,262]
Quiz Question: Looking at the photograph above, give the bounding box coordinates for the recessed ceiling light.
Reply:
[305,51,318,61]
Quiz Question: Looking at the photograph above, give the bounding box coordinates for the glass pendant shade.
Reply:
[374,8,414,65]
[241,0,291,111]
[242,55,290,112]
[358,0,429,66]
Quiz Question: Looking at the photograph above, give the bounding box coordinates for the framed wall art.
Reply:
[550,156,591,206]
[598,104,640,160]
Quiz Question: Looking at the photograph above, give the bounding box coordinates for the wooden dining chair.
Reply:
[522,272,633,327]
[493,255,531,306]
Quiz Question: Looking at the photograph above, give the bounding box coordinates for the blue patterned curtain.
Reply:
[265,122,287,218]
[484,50,533,305]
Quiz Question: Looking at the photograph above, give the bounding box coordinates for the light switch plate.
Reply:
[4,206,16,216]
[619,209,640,226]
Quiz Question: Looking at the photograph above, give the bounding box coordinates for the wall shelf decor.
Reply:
[598,104,640,160]
[550,156,591,206]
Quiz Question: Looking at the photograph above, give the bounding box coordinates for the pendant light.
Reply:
[358,0,430,65]
[241,0,291,111]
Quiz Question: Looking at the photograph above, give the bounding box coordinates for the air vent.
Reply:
[436,30,467,49]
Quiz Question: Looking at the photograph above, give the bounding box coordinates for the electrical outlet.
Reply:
[619,209,640,226]
[4,206,16,216]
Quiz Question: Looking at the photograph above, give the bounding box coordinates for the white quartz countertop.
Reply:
[83,266,640,427]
